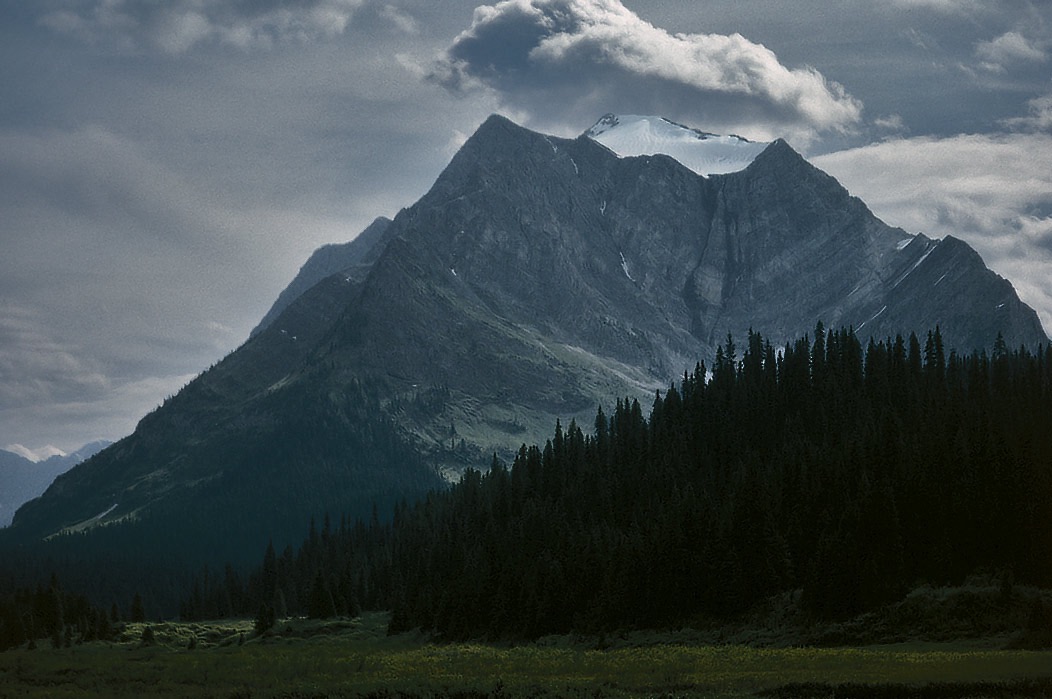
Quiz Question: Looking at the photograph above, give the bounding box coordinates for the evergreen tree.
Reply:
[307,573,337,619]
[130,593,146,624]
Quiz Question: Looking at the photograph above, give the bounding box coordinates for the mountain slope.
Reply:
[7,114,1046,561]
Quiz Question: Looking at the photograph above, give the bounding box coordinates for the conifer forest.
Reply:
[171,325,1052,641]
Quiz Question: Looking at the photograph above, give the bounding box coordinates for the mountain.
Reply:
[6,114,1046,564]
[0,441,110,527]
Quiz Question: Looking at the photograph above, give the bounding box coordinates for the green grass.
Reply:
[2,613,1052,698]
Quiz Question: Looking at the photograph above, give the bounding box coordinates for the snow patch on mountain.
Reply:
[619,251,634,281]
[585,114,769,176]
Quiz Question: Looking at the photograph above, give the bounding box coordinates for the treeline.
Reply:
[178,511,392,627]
[0,574,122,651]
[211,324,1052,640]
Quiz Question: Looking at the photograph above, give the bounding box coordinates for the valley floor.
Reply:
[2,613,1052,698]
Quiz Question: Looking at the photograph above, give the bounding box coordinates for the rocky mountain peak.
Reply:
[8,114,1046,561]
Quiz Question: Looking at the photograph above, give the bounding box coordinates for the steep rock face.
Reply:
[872,235,1046,351]
[687,141,906,345]
[8,114,1047,555]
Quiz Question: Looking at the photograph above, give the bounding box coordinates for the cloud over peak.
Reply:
[429,0,862,142]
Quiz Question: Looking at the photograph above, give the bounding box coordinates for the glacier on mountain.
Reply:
[584,114,769,176]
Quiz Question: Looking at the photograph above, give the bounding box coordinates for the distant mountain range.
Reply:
[0,441,110,527]
[6,114,1046,564]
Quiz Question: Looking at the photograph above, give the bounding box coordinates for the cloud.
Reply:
[813,132,1052,335]
[39,0,365,53]
[429,0,862,143]
[975,31,1047,72]
[886,0,982,14]
[379,4,420,34]
[0,303,110,408]
[0,298,198,451]
[1002,93,1052,131]
[874,114,907,134]
[0,123,292,445]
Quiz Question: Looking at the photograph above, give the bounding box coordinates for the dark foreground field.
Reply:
[2,613,1052,698]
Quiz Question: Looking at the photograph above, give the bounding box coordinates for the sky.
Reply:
[1,0,1050,457]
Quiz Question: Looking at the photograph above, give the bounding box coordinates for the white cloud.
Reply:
[39,0,365,53]
[156,10,213,54]
[887,0,982,14]
[1002,93,1052,132]
[975,31,1047,72]
[813,132,1052,334]
[380,4,420,34]
[430,0,862,143]
[874,114,907,133]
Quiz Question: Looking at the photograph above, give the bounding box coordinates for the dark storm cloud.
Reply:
[428,0,862,142]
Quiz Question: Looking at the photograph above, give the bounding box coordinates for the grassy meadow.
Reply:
[2,613,1052,698]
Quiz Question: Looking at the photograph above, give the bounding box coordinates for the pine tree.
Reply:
[307,574,337,619]
[130,593,146,624]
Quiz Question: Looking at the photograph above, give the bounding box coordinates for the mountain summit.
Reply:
[7,114,1046,563]
[584,114,769,175]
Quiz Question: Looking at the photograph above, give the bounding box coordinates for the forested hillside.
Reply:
[214,325,1052,640]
